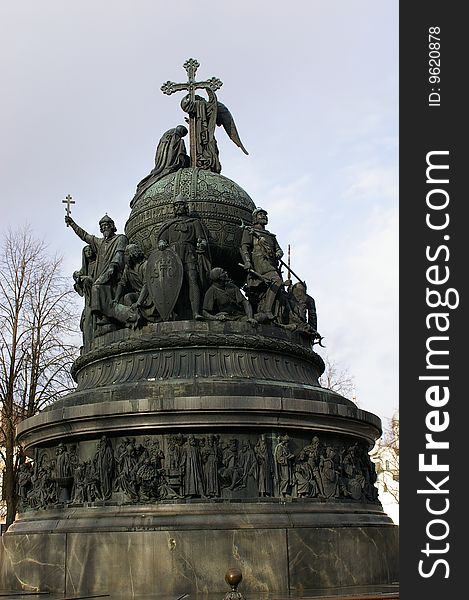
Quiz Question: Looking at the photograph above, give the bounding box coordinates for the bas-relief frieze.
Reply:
[18,432,379,511]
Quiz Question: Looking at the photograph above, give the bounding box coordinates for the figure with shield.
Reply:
[154,195,210,320]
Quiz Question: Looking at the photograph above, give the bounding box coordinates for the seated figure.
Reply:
[203,267,256,325]
[284,280,318,335]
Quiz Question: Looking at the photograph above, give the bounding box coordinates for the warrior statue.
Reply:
[240,207,284,322]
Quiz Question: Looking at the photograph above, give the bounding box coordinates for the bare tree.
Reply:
[0,226,78,528]
[319,355,355,400]
[371,411,399,505]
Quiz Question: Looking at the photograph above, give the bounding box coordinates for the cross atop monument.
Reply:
[161,58,223,168]
[62,194,75,225]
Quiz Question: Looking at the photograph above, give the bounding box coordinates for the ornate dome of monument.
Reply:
[125,167,255,282]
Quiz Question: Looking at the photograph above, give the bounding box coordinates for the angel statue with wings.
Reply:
[180,88,248,173]
[161,58,248,175]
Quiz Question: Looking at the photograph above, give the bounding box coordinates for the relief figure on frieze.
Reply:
[357,444,379,501]
[238,440,258,489]
[83,460,100,502]
[55,443,72,479]
[17,462,33,511]
[302,436,325,498]
[54,443,74,503]
[294,450,316,498]
[114,437,139,500]
[342,443,366,501]
[201,434,221,498]
[219,438,243,491]
[27,455,57,509]
[319,447,341,499]
[254,434,274,497]
[136,437,165,502]
[72,462,86,504]
[274,435,295,498]
[93,435,115,501]
[180,434,205,498]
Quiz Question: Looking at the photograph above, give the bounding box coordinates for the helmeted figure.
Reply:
[241,208,284,321]
[156,195,210,319]
[65,213,128,330]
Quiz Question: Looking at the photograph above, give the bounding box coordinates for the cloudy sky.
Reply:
[0,1,398,425]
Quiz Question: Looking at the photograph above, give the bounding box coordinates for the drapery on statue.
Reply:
[131,125,190,205]
[284,280,318,335]
[112,243,160,326]
[93,436,115,501]
[73,244,96,352]
[202,267,256,325]
[161,58,248,173]
[274,435,295,498]
[65,213,128,329]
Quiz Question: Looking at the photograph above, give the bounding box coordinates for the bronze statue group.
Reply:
[66,198,320,354]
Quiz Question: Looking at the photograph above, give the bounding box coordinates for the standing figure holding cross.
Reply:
[65,213,128,331]
[181,89,221,173]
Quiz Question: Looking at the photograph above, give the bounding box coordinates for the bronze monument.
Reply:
[0,59,398,597]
